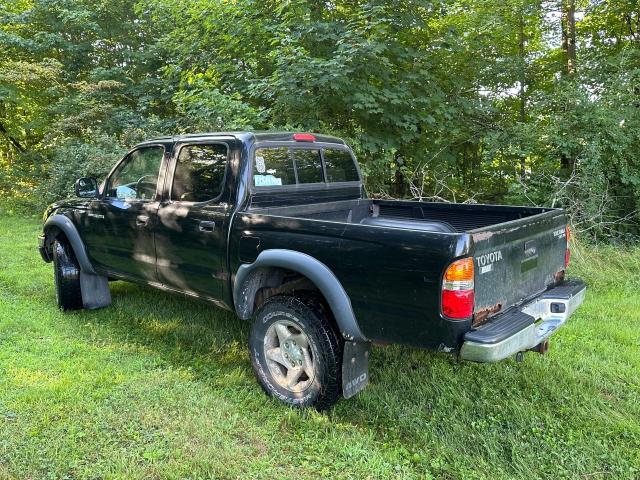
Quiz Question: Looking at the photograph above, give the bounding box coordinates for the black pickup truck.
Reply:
[39,132,586,409]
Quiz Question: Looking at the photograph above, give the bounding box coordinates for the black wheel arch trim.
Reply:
[234,249,367,342]
[43,214,97,275]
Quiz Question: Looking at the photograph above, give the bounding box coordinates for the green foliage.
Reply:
[35,136,127,206]
[1,0,639,240]
[173,80,267,131]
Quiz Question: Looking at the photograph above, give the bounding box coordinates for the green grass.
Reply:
[0,216,638,480]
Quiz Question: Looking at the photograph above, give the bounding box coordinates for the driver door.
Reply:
[81,144,167,282]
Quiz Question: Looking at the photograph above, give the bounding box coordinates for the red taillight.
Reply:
[442,290,475,319]
[565,225,571,267]
[293,133,316,142]
[441,257,474,320]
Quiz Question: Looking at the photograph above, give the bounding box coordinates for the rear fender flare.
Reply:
[43,214,97,275]
[233,249,367,342]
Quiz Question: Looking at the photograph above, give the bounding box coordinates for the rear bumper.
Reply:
[460,280,586,362]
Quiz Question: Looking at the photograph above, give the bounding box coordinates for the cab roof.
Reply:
[137,131,346,147]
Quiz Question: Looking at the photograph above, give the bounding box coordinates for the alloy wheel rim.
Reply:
[263,320,315,392]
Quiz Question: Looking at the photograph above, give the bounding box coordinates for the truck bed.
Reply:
[243,197,567,343]
[248,198,554,234]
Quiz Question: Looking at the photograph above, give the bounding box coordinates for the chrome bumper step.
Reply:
[460,280,586,362]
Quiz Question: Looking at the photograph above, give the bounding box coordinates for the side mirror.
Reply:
[75,177,99,198]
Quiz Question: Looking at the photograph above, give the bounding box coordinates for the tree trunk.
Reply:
[561,0,576,76]
[0,121,25,154]
[471,145,481,189]
[394,169,406,198]
[560,0,577,172]
[518,12,527,180]
[566,0,577,75]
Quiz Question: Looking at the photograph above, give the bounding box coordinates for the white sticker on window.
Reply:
[254,175,282,187]
[255,155,266,173]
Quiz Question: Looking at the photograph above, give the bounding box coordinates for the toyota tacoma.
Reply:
[39,132,586,409]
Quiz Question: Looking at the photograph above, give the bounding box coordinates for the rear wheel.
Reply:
[52,239,83,311]
[249,294,343,410]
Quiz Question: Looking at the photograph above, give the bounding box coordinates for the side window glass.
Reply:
[323,149,359,183]
[293,149,323,184]
[254,147,296,186]
[106,146,164,200]
[171,144,228,202]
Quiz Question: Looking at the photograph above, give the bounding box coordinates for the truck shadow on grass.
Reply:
[78,281,474,408]
[78,280,561,422]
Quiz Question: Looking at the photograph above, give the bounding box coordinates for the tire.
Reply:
[249,294,344,410]
[52,238,83,311]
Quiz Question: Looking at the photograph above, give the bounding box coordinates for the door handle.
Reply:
[136,215,149,227]
[198,220,216,233]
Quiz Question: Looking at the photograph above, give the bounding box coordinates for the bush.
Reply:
[34,136,127,208]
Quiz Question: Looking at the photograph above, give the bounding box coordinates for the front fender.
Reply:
[234,249,367,342]
[43,214,97,274]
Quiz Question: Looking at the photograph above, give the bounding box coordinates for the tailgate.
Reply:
[471,210,568,322]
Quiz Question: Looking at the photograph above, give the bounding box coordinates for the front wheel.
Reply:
[52,239,83,311]
[249,295,343,410]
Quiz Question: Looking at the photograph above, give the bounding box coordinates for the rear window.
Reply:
[254,147,296,186]
[294,149,324,183]
[253,146,358,187]
[324,148,359,182]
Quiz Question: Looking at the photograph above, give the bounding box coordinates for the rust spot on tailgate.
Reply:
[473,302,503,327]
[472,231,494,242]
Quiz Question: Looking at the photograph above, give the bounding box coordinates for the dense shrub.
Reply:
[35,137,127,206]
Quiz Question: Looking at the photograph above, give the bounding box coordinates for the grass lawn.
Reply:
[0,215,639,479]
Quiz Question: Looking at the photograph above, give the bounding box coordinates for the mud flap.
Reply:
[80,272,111,309]
[342,341,371,399]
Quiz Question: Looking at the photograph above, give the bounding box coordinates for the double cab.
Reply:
[39,132,586,409]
